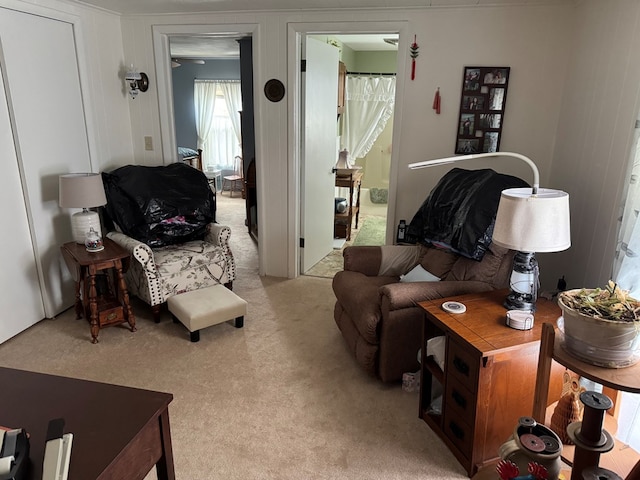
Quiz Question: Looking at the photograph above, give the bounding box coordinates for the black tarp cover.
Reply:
[407,168,529,260]
[102,163,216,248]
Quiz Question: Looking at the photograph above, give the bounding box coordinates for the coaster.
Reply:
[442,301,466,314]
[506,310,534,330]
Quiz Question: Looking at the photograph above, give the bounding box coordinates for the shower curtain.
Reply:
[342,75,396,160]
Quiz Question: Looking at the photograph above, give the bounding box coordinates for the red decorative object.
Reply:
[409,35,419,80]
[528,461,549,479]
[496,459,520,480]
[432,87,441,114]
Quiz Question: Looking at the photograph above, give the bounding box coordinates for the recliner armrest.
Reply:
[380,280,495,311]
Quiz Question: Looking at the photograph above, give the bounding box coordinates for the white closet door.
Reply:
[0,8,92,319]
[0,66,45,343]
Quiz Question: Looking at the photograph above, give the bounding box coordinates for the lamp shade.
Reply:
[59,173,107,209]
[492,187,571,253]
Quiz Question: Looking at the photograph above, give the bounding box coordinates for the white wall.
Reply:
[119,4,574,279]
[541,0,640,290]
[3,0,635,292]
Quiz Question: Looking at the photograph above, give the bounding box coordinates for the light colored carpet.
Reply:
[0,195,466,480]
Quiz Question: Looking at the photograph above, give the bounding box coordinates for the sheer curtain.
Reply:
[194,80,242,170]
[342,75,395,160]
[613,117,640,296]
[611,114,640,450]
[220,81,242,145]
[194,80,217,152]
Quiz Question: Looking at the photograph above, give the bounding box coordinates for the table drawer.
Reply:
[98,305,124,327]
[444,375,476,426]
[443,408,473,459]
[446,337,479,393]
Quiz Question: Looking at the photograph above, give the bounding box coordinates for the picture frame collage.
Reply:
[455,66,510,154]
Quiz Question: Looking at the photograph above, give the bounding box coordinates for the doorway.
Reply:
[153,27,259,275]
[299,32,401,278]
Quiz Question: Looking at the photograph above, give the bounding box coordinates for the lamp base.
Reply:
[503,251,538,312]
[504,291,537,312]
[71,209,102,244]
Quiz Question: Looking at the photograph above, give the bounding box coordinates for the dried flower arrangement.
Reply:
[558,281,640,323]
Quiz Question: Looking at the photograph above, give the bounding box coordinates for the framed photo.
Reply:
[459,114,475,136]
[455,66,510,154]
[457,139,480,153]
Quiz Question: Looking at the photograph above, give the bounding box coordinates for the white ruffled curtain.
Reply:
[194,80,242,169]
[342,75,395,160]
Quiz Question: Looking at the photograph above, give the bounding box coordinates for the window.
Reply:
[194,80,242,170]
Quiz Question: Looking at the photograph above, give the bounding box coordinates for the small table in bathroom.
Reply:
[334,170,363,240]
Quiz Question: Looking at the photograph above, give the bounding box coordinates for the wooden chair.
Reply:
[222,156,243,197]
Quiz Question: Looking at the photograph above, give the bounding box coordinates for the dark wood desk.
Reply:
[0,367,175,480]
[61,238,136,343]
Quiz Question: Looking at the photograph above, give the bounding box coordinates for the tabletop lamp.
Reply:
[59,173,107,244]
[408,152,571,311]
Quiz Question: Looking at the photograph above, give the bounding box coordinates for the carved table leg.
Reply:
[114,259,136,332]
[88,266,99,343]
[74,279,83,319]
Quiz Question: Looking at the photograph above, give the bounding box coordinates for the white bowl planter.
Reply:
[558,288,640,368]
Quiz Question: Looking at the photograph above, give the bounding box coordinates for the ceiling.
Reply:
[170,34,398,59]
[74,0,575,16]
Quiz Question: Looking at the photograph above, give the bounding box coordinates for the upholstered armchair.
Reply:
[333,243,514,382]
[107,224,235,322]
[102,163,236,322]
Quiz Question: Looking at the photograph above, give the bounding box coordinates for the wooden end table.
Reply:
[61,237,136,343]
[418,289,564,476]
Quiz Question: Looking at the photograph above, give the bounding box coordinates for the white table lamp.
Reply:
[408,152,571,311]
[59,173,107,244]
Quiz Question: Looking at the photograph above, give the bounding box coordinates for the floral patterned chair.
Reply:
[107,224,235,322]
[102,163,236,322]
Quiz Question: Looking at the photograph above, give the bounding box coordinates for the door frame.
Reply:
[287,21,409,278]
[152,23,264,272]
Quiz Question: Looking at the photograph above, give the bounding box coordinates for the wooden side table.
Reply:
[533,322,640,478]
[418,290,564,476]
[334,170,363,240]
[61,238,136,343]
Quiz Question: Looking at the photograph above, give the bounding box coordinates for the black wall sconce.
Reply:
[124,64,149,99]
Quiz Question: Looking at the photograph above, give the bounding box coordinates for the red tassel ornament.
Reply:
[409,35,419,80]
[432,87,441,114]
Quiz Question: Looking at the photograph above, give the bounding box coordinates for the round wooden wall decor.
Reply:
[264,79,285,102]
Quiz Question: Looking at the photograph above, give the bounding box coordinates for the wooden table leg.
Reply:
[74,280,83,319]
[88,266,99,344]
[155,409,176,480]
[114,259,136,332]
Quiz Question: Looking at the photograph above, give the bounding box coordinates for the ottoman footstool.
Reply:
[167,284,247,342]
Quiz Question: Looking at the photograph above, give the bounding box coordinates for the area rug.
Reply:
[353,215,386,246]
[305,215,386,278]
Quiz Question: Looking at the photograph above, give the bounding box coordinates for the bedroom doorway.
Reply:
[167,33,258,275]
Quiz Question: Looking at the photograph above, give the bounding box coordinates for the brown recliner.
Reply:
[332,242,514,382]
